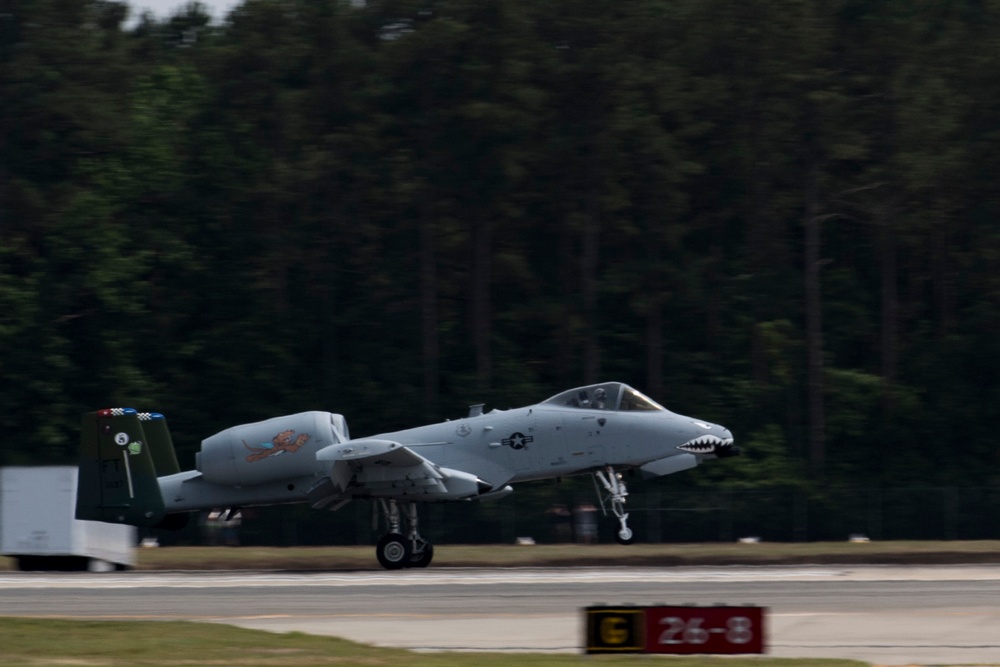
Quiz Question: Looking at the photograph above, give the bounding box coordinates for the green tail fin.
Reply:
[75,408,167,527]
[137,412,181,476]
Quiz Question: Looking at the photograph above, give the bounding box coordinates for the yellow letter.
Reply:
[600,617,629,645]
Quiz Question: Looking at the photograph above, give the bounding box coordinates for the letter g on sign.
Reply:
[600,617,629,645]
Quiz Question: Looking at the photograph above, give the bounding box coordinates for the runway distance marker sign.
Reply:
[585,605,766,655]
[645,605,765,654]
[584,608,645,653]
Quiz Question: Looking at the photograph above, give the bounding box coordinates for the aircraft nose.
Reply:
[676,420,738,457]
[716,426,740,457]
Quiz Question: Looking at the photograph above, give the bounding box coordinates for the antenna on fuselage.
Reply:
[468,404,484,418]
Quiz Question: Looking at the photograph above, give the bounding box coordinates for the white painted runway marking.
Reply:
[0,566,845,589]
[3,564,1000,589]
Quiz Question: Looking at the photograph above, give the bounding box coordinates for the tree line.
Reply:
[3,0,1000,541]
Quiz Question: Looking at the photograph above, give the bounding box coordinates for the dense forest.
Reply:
[2,0,1000,543]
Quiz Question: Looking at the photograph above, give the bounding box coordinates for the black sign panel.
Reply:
[584,607,645,654]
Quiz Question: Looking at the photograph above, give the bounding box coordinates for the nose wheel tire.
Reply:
[376,533,411,570]
[595,465,637,546]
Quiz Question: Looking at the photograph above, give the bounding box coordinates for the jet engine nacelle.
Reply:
[196,411,348,486]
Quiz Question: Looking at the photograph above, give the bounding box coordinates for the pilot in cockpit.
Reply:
[593,387,606,409]
[567,388,608,409]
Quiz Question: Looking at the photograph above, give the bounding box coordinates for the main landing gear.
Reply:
[594,465,635,545]
[374,499,434,570]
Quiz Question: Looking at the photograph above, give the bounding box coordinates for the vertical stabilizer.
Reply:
[138,412,181,476]
[75,408,166,527]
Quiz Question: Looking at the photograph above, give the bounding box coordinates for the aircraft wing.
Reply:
[314,439,490,502]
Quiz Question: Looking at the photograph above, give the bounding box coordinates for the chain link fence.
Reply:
[169,484,1000,548]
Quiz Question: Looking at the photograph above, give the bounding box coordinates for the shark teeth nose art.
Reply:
[676,434,734,454]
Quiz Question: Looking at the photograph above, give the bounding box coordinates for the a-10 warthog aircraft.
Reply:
[76,382,738,569]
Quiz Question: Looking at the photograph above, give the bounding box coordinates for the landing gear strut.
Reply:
[375,499,434,570]
[594,465,635,545]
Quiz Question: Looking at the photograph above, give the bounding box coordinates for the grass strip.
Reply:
[103,540,1000,570]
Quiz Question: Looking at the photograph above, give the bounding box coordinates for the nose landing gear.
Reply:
[594,465,635,545]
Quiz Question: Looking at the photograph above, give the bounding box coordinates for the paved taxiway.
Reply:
[2,565,1000,665]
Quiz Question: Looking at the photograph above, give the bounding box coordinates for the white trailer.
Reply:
[1,466,136,571]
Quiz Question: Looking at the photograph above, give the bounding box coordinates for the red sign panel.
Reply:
[643,606,765,654]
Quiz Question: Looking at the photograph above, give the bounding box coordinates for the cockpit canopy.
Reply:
[541,382,666,412]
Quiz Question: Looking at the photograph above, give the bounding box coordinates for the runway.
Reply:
[2,565,1000,665]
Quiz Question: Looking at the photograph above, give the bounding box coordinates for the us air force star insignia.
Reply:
[502,432,534,450]
[456,424,472,437]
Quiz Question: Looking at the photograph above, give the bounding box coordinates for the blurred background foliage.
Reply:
[3,0,1000,543]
